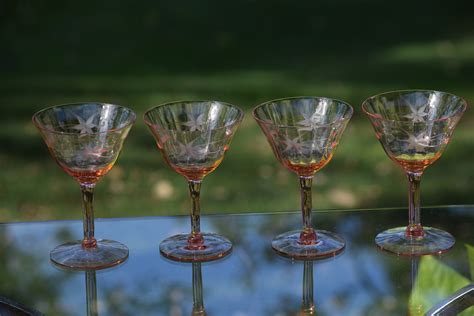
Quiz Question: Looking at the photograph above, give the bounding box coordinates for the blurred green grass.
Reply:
[0,1,473,221]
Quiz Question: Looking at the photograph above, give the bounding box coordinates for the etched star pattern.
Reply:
[183,114,206,132]
[75,144,110,164]
[176,139,207,160]
[72,114,98,135]
[405,132,430,152]
[280,133,328,157]
[282,136,303,153]
[404,104,428,122]
[297,111,325,131]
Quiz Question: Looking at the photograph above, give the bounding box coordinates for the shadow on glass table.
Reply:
[0,205,472,315]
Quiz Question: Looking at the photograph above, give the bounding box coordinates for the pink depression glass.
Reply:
[362,90,467,256]
[253,97,353,259]
[144,100,244,262]
[33,102,135,269]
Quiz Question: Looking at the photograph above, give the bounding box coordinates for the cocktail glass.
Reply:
[253,97,353,259]
[362,90,466,255]
[33,102,135,269]
[144,100,243,262]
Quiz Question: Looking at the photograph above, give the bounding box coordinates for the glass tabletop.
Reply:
[0,206,473,315]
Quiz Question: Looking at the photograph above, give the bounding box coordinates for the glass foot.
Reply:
[375,226,455,256]
[160,232,232,262]
[50,239,129,270]
[272,230,345,260]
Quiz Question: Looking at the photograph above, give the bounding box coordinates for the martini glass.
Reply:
[33,102,135,269]
[362,90,466,255]
[253,97,353,259]
[144,100,243,262]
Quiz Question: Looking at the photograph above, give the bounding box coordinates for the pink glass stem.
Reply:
[81,183,97,248]
[299,177,317,244]
[406,172,424,238]
[188,180,205,249]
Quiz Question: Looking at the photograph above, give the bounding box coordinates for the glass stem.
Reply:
[192,262,206,315]
[406,172,424,238]
[85,271,98,316]
[188,180,205,249]
[301,260,315,315]
[81,183,97,248]
[299,176,317,244]
[409,257,423,316]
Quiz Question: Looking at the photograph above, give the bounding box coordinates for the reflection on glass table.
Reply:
[300,261,316,316]
[190,263,207,315]
[52,258,127,316]
[165,261,210,316]
[0,206,472,315]
[85,270,98,316]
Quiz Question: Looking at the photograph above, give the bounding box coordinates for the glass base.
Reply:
[159,232,232,262]
[272,230,345,260]
[50,239,129,270]
[375,226,455,256]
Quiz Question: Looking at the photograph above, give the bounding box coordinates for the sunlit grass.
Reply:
[0,62,473,221]
[381,38,474,63]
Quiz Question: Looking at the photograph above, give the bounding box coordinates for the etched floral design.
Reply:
[402,94,429,122]
[72,113,98,135]
[297,111,325,131]
[73,144,111,166]
[282,135,303,153]
[404,132,430,152]
[174,138,209,161]
[280,134,326,157]
[404,104,428,122]
[183,114,206,132]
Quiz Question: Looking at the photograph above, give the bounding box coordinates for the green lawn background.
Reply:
[1,1,473,221]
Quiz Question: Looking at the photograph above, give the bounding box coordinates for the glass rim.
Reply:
[32,102,137,135]
[143,99,245,130]
[361,89,468,123]
[252,96,354,128]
